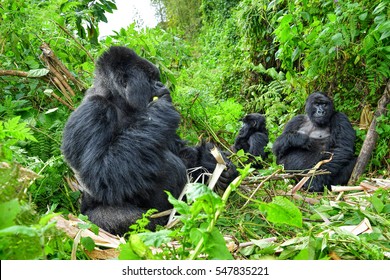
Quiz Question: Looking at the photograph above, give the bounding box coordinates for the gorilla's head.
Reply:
[94,46,170,108]
[305,92,334,127]
[239,113,267,137]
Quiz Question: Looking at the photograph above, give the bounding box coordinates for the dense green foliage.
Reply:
[0,0,389,260]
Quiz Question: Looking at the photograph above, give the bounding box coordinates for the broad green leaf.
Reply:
[0,225,37,237]
[130,234,153,258]
[118,243,142,260]
[139,229,172,248]
[203,228,233,260]
[293,248,309,260]
[251,239,278,255]
[90,224,100,235]
[279,14,293,25]
[373,2,387,15]
[190,227,204,244]
[186,183,223,216]
[359,12,368,21]
[259,196,302,227]
[0,199,21,230]
[371,195,384,213]
[81,236,95,252]
[291,47,301,62]
[281,236,308,247]
[327,13,337,22]
[77,222,91,230]
[186,183,210,202]
[27,68,49,77]
[39,212,60,226]
[119,234,155,260]
[331,33,343,46]
[380,30,390,41]
[167,192,191,215]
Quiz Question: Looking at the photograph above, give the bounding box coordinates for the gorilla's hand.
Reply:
[149,92,173,108]
[237,123,250,138]
[159,92,172,102]
[304,176,328,192]
[274,132,309,159]
[153,81,171,99]
[217,161,238,190]
[291,133,311,149]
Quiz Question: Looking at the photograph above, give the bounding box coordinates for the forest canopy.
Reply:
[0,0,389,260]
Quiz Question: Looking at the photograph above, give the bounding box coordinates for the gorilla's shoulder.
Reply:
[290,114,306,121]
[330,112,355,134]
[330,111,351,123]
[284,114,307,130]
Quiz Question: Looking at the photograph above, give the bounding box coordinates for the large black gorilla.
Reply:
[233,113,269,168]
[61,46,237,235]
[272,92,356,192]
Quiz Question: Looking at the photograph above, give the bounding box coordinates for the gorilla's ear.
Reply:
[253,114,265,130]
[252,120,258,129]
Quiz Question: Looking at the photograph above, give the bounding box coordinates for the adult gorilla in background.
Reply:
[233,113,269,168]
[272,92,356,192]
[62,46,237,235]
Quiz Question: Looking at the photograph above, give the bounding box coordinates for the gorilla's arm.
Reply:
[306,112,356,191]
[62,94,183,205]
[233,125,250,152]
[179,142,238,190]
[272,115,311,159]
[248,132,269,158]
[61,95,119,171]
[320,112,356,173]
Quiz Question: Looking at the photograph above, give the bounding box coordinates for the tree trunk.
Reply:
[348,80,390,185]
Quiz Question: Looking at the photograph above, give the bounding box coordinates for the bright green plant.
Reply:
[0,117,37,161]
[259,196,303,228]
[118,165,251,260]
[0,117,81,260]
[60,0,117,45]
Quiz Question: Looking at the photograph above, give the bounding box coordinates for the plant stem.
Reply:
[188,176,242,260]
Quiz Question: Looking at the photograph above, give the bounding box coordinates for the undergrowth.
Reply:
[116,162,389,260]
[0,0,389,260]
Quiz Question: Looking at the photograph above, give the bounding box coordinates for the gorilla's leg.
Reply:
[332,157,357,186]
[81,195,167,235]
[304,157,357,192]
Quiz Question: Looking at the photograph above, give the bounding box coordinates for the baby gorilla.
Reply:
[233,113,269,168]
[272,92,356,192]
[62,46,237,235]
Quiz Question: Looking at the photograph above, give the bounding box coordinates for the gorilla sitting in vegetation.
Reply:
[272,92,356,192]
[61,46,237,235]
[233,113,269,168]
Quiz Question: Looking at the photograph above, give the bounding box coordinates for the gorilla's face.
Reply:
[239,113,266,136]
[305,92,334,127]
[95,46,170,108]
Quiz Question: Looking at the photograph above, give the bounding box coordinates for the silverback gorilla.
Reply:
[61,46,237,235]
[272,92,356,192]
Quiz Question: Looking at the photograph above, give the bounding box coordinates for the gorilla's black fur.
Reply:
[62,46,237,235]
[272,92,356,192]
[233,113,269,168]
